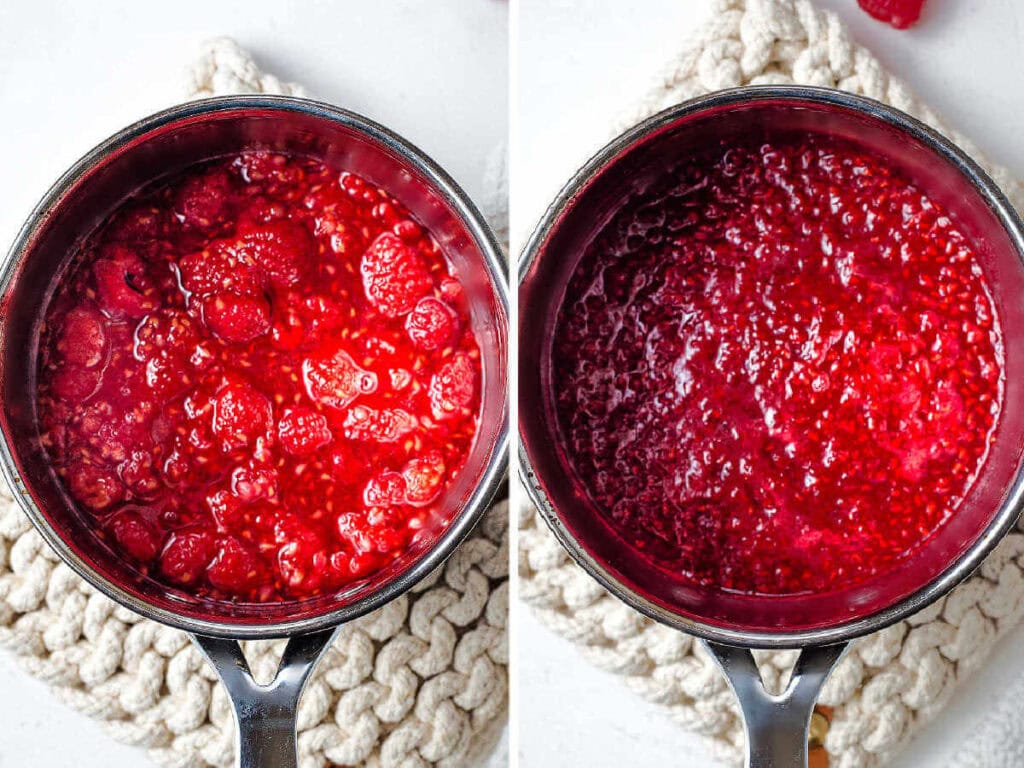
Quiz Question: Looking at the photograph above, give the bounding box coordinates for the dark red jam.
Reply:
[552,136,1004,596]
[36,152,481,602]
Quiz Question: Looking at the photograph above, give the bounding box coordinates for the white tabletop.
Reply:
[514,0,1024,766]
[0,1,507,766]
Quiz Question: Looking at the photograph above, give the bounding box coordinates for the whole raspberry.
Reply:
[278,407,333,456]
[361,232,433,318]
[110,509,160,562]
[428,353,478,421]
[93,245,158,320]
[402,451,447,505]
[342,406,416,443]
[405,296,458,351]
[203,292,271,343]
[857,0,926,29]
[302,349,378,410]
[206,537,261,594]
[178,244,264,298]
[235,221,314,288]
[212,382,272,451]
[160,530,216,585]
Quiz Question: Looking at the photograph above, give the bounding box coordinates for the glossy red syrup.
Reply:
[36,152,481,602]
[553,136,1003,596]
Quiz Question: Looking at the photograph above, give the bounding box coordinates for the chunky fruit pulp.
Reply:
[553,136,1004,596]
[35,151,481,602]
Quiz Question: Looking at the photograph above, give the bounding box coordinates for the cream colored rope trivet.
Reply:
[518,2,1024,767]
[0,38,508,768]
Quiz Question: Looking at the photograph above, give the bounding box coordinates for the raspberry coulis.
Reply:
[553,136,1003,596]
[35,152,481,602]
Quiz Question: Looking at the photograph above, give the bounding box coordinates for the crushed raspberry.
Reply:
[57,307,107,368]
[118,450,159,498]
[429,353,477,421]
[212,383,271,450]
[36,153,481,603]
[552,135,1003,596]
[202,292,271,343]
[68,463,125,511]
[230,464,278,502]
[51,362,101,401]
[278,407,333,455]
[858,0,926,29]
[361,232,433,317]
[405,297,458,351]
[302,349,378,410]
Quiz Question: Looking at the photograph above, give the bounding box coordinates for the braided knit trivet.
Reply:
[518,2,1024,767]
[0,38,508,768]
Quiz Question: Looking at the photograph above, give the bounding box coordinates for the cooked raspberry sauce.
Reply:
[35,152,480,602]
[553,136,1003,596]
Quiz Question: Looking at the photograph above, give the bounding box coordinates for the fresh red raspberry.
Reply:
[302,349,378,410]
[857,0,926,28]
[361,232,433,318]
[278,407,333,455]
[402,451,447,505]
[160,530,216,585]
[363,471,407,507]
[428,353,477,421]
[211,383,272,451]
[56,307,107,368]
[94,246,158,320]
[405,296,458,351]
[202,292,271,343]
[66,462,125,512]
[178,245,264,299]
[342,406,416,443]
[206,537,261,594]
[235,221,313,288]
[110,509,160,562]
[230,465,278,502]
[175,168,234,231]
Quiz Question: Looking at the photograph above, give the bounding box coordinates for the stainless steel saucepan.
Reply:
[0,95,509,768]
[519,85,1024,767]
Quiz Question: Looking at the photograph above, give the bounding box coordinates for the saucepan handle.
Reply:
[702,640,849,768]
[193,628,339,768]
